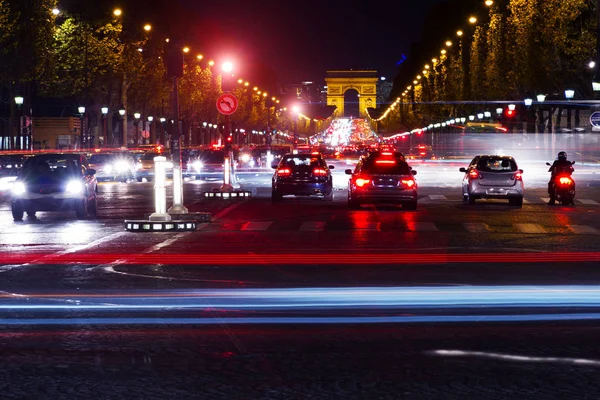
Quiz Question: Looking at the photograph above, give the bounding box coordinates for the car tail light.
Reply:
[376,160,395,164]
[419,152,426,156]
[381,152,392,155]
[559,176,572,185]
[277,168,291,176]
[354,178,371,187]
[469,170,479,179]
[514,172,523,180]
[313,168,327,176]
[401,179,415,188]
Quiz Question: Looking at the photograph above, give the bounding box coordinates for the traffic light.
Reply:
[505,109,516,118]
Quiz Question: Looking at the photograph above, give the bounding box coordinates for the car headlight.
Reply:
[66,180,83,194]
[11,181,25,195]
[104,164,113,173]
[241,154,251,163]
[193,161,203,171]
[115,160,129,173]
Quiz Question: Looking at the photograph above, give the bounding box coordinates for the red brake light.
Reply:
[401,179,415,188]
[355,178,370,187]
[376,160,396,164]
[469,170,479,179]
[418,145,426,149]
[277,168,291,176]
[515,172,523,180]
[419,152,426,156]
[381,152,392,155]
[559,176,572,185]
[313,168,327,176]
[311,151,320,155]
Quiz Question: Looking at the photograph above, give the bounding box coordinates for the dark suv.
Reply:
[271,153,334,201]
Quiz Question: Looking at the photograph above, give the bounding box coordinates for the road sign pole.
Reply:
[168,76,188,214]
[220,114,234,192]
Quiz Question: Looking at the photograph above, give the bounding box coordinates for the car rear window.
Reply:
[360,159,411,175]
[280,156,324,168]
[476,157,517,172]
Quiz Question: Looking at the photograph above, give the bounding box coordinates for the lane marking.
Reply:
[428,195,447,200]
[515,223,547,234]
[241,221,273,231]
[568,225,599,235]
[578,199,599,206]
[300,221,326,232]
[463,222,490,233]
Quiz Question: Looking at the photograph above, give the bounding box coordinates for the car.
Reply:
[459,155,524,207]
[11,153,98,220]
[345,152,418,210]
[271,152,334,201]
[187,149,235,181]
[88,152,137,182]
[0,153,28,192]
[136,151,172,181]
[407,144,436,160]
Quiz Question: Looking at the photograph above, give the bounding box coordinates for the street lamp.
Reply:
[477,113,484,119]
[133,113,141,145]
[537,94,546,103]
[496,107,503,115]
[564,89,575,100]
[78,106,86,149]
[14,97,24,150]
[118,108,126,147]
[524,98,533,107]
[484,111,491,118]
[147,116,153,144]
[101,107,108,147]
[508,104,516,111]
[51,8,60,15]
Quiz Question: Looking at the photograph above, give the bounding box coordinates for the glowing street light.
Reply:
[456,30,463,36]
[496,107,503,115]
[51,8,60,15]
[445,41,452,47]
[196,54,203,60]
[222,61,233,73]
[564,89,575,99]
[485,0,494,6]
[292,105,300,113]
[537,94,546,102]
[183,47,190,53]
[524,98,533,107]
[441,49,447,55]
[469,16,477,24]
[208,60,215,66]
[143,24,152,32]
[113,8,122,16]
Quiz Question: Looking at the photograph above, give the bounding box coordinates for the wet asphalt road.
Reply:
[0,162,599,399]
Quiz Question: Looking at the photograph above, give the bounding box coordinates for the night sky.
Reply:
[130,0,450,85]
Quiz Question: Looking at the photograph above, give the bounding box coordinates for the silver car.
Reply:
[460,155,524,207]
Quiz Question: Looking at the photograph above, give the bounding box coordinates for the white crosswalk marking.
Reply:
[428,195,447,200]
[578,199,599,206]
[541,197,551,204]
[241,221,273,231]
[522,199,530,204]
[515,223,547,234]
[300,221,326,232]
[463,222,490,233]
[409,222,439,232]
[568,225,599,235]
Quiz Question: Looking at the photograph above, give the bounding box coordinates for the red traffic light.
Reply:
[506,109,515,117]
[226,136,232,142]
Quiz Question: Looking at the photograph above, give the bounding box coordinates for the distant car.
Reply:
[346,152,418,210]
[459,155,524,207]
[0,153,27,192]
[271,152,334,201]
[88,152,137,182]
[187,149,231,180]
[407,144,436,160]
[136,151,172,182]
[11,153,98,220]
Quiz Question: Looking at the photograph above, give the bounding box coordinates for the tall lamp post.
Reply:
[147,116,153,144]
[220,61,236,192]
[118,108,126,147]
[536,94,546,133]
[14,96,24,150]
[101,107,108,148]
[78,106,86,149]
[133,112,141,145]
[565,89,575,130]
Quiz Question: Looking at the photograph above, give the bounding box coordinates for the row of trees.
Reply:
[381,0,596,131]
[0,0,288,149]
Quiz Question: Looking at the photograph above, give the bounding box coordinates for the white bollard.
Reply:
[149,156,171,221]
[168,165,189,214]
[220,155,234,192]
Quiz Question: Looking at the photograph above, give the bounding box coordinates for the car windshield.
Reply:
[476,157,517,172]
[22,156,81,180]
[88,154,114,164]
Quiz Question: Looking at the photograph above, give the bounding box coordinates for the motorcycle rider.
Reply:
[547,151,574,204]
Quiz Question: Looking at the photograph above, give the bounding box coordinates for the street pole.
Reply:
[168,76,188,214]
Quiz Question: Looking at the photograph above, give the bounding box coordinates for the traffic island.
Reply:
[124,220,198,232]
[201,190,252,199]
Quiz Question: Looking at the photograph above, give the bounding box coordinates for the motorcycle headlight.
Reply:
[11,181,26,196]
[241,154,251,163]
[66,180,83,194]
[193,161,203,171]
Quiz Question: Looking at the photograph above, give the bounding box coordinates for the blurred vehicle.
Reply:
[11,153,97,220]
[459,155,524,207]
[366,149,405,161]
[407,144,436,160]
[237,148,262,169]
[88,152,137,182]
[546,160,575,206]
[136,151,172,182]
[345,152,418,210]
[271,152,334,201]
[187,149,232,181]
[462,122,508,133]
[0,153,28,192]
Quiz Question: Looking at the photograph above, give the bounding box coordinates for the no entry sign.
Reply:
[216,93,238,115]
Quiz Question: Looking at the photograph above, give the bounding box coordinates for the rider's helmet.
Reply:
[558,151,567,161]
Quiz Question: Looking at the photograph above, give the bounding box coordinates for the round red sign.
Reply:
[216,93,238,115]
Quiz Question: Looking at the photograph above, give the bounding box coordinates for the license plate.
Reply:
[486,189,507,195]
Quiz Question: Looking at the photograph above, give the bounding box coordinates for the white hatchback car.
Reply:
[459,155,524,207]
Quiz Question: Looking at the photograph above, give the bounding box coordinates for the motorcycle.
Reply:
[546,161,575,205]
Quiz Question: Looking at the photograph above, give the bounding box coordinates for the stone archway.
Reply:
[325,70,378,118]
